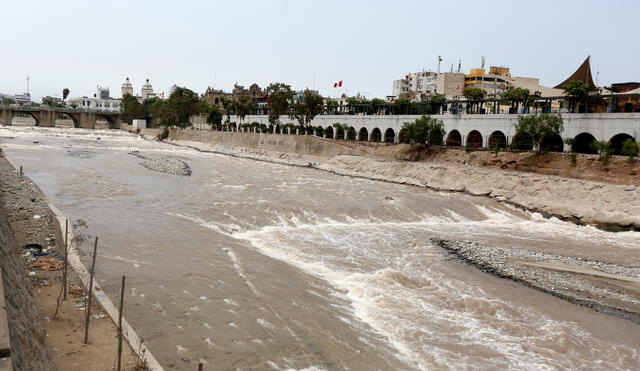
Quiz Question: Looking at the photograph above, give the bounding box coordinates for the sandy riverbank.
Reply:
[0,154,141,370]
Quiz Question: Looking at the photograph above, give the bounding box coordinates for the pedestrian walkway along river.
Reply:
[1,126,639,370]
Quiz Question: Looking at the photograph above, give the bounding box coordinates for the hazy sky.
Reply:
[2,0,639,101]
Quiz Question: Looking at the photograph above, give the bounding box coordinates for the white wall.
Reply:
[224,113,640,147]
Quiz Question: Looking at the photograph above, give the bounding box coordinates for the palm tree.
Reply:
[62,88,70,102]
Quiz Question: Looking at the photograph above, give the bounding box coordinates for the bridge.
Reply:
[209,113,640,154]
[0,105,122,129]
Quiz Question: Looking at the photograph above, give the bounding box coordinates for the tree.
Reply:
[1,98,15,105]
[394,98,412,114]
[150,86,207,128]
[233,95,254,124]
[370,98,386,114]
[501,87,529,113]
[293,89,324,127]
[62,88,70,102]
[120,93,145,123]
[562,80,590,113]
[401,115,444,145]
[463,87,487,113]
[220,97,234,123]
[427,94,447,114]
[266,83,293,126]
[513,114,564,150]
[206,106,223,129]
[325,99,339,114]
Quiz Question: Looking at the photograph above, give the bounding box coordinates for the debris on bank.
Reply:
[432,238,640,323]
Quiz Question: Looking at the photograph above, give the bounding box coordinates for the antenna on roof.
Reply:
[437,55,442,74]
[596,64,600,87]
[457,60,461,74]
[481,56,485,70]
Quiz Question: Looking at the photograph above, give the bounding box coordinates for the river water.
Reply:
[1,126,639,370]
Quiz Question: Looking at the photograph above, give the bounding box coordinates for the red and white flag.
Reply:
[333,80,343,88]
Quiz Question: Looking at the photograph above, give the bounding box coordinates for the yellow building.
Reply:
[464,67,512,95]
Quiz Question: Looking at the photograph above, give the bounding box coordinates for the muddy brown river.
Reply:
[1,126,639,370]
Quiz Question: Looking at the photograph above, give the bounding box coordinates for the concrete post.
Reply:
[356,132,360,141]
[394,131,400,143]
[1,109,14,126]
[368,131,373,142]
[78,112,96,129]
[333,128,338,139]
[38,110,56,127]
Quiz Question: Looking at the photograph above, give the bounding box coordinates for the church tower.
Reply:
[121,77,133,97]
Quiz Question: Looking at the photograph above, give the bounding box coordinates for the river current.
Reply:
[1,126,639,370]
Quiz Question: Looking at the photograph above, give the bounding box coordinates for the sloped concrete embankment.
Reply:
[165,129,370,157]
[318,155,640,230]
[0,184,54,370]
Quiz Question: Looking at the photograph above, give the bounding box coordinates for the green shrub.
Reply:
[621,138,639,157]
[569,151,577,166]
[402,115,444,145]
[158,126,169,141]
[591,140,612,163]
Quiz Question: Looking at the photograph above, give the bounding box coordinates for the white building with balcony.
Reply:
[68,86,121,112]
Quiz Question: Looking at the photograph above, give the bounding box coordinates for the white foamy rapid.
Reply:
[221,207,639,370]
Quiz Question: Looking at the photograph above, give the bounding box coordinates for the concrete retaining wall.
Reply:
[167,129,370,157]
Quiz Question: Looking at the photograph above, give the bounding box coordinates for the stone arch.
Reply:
[572,132,597,154]
[370,128,382,142]
[325,126,334,139]
[446,130,462,146]
[539,132,564,152]
[346,127,356,141]
[511,131,533,150]
[488,131,506,149]
[56,113,79,127]
[358,127,368,141]
[96,114,118,129]
[12,111,39,126]
[466,130,483,148]
[488,131,507,149]
[383,128,395,143]
[335,126,345,140]
[609,133,635,155]
[398,128,407,143]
